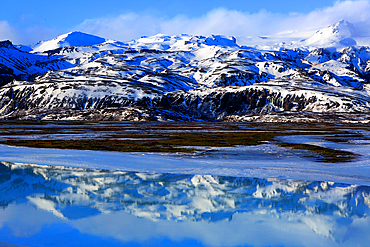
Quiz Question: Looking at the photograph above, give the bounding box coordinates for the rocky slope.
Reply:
[0,21,370,122]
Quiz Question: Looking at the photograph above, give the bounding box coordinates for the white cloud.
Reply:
[76,0,370,41]
[0,21,58,45]
[2,0,370,44]
[77,13,164,41]
[0,21,19,43]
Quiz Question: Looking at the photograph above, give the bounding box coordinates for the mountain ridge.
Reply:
[0,20,370,122]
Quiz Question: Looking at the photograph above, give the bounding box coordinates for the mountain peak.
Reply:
[304,20,356,48]
[32,31,106,53]
[0,40,15,49]
[56,31,106,46]
[329,19,355,36]
[334,19,352,27]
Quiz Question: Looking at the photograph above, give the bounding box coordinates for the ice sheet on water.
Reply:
[0,139,370,186]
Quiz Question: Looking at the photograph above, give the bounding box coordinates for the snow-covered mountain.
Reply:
[0,21,370,122]
[304,20,357,48]
[32,31,107,53]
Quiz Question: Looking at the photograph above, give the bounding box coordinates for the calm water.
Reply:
[1,162,370,247]
[1,121,370,246]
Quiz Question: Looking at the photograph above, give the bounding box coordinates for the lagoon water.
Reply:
[1,122,370,246]
[1,162,370,247]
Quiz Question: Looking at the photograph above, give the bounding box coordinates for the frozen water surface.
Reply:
[0,122,370,247]
[0,141,369,185]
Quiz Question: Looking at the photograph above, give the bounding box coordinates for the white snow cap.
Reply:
[32,31,107,53]
[304,20,356,48]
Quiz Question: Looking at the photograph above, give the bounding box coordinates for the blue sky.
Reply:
[1,0,369,44]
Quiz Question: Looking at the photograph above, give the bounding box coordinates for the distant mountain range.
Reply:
[0,20,370,122]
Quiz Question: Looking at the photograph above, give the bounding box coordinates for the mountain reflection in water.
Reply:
[1,161,370,247]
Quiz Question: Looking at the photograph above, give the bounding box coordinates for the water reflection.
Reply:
[1,161,370,247]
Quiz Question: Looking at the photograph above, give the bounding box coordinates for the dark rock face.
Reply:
[159,88,270,119]
[0,75,14,88]
[269,92,318,111]
[0,78,367,121]
[0,63,15,87]
[156,81,367,121]
[158,87,321,120]
[0,40,14,49]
